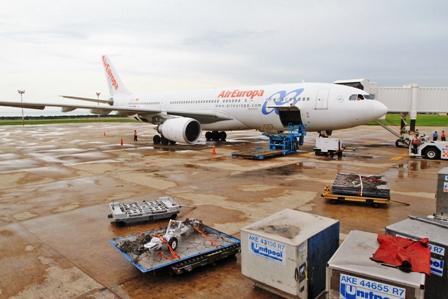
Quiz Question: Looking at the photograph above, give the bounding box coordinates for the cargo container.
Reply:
[386,216,448,299]
[240,209,339,299]
[331,173,390,199]
[436,167,448,217]
[326,230,425,299]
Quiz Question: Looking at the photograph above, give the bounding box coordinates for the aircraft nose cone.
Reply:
[374,101,388,118]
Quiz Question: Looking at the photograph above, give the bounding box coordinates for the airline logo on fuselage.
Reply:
[218,89,264,99]
[102,56,118,90]
[262,88,304,115]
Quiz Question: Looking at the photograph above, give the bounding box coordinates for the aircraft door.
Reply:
[278,107,302,127]
[314,89,329,110]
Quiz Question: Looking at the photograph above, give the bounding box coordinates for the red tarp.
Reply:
[371,234,431,275]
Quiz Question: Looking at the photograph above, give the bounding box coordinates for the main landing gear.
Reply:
[153,134,176,145]
[205,131,226,142]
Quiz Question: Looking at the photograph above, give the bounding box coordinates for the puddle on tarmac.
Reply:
[39,148,86,155]
[383,159,440,180]
[58,152,113,163]
[152,144,208,152]
[36,177,100,193]
[0,153,21,161]
[97,144,135,151]
[407,159,436,171]
[25,166,73,177]
[0,159,41,172]
[239,162,316,177]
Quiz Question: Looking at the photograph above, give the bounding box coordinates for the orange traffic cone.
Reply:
[211,145,216,155]
[120,137,124,146]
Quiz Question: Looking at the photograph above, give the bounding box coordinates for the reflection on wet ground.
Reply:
[0,123,446,298]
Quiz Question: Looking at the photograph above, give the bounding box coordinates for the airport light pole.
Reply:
[96,92,101,119]
[18,90,25,126]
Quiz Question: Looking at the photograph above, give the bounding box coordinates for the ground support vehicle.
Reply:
[313,136,343,158]
[409,140,448,160]
[232,124,306,160]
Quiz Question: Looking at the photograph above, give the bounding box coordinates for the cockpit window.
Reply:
[349,94,359,101]
[349,94,374,101]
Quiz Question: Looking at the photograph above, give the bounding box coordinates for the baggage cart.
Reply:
[321,186,390,207]
[110,223,240,274]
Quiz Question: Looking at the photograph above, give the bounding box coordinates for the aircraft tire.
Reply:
[219,131,227,141]
[169,237,178,251]
[205,131,212,141]
[211,131,219,141]
[423,147,440,160]
[161,136,169,145]
[153,135,161,145]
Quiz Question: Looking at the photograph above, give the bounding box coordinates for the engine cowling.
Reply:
[158,117,201,144]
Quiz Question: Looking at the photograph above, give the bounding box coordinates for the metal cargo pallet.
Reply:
[321,186,390,207]
[231,149,286,160]
[108,196,181,225]
[110,225,240,274]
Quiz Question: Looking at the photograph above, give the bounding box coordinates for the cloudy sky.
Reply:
[1,0,447,115]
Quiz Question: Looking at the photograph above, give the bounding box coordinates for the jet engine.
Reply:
[158,117,201,144]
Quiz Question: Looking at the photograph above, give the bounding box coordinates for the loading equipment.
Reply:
[232,123,306,160]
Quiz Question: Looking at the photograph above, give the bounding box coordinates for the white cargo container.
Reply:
[240,209,339,299]
[326,230,425,299]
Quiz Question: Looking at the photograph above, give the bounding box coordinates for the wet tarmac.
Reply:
[0,123,446,298]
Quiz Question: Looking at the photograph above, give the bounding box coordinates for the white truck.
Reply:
[313,136,343,158]
[409,140,448,160]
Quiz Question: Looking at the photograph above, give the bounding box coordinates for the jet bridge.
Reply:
[335,79,448,146]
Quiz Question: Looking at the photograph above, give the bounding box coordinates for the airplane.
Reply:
[0,55,387,145]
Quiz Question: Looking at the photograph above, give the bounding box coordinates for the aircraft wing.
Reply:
[0,100,145,114]
[165,111,231,123]
[0,100,232,123]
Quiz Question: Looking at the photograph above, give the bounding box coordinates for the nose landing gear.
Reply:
[205,131,226,142]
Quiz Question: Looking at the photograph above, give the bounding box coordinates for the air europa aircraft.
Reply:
[0,56,387,144]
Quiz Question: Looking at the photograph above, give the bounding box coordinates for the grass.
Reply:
[0,117,136,126]
[369,113,448,126]
[0,113,445,126]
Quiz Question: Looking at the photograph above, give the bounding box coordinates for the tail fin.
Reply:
[101,55,132,96]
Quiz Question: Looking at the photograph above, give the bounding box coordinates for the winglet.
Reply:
[101,55,132,96]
